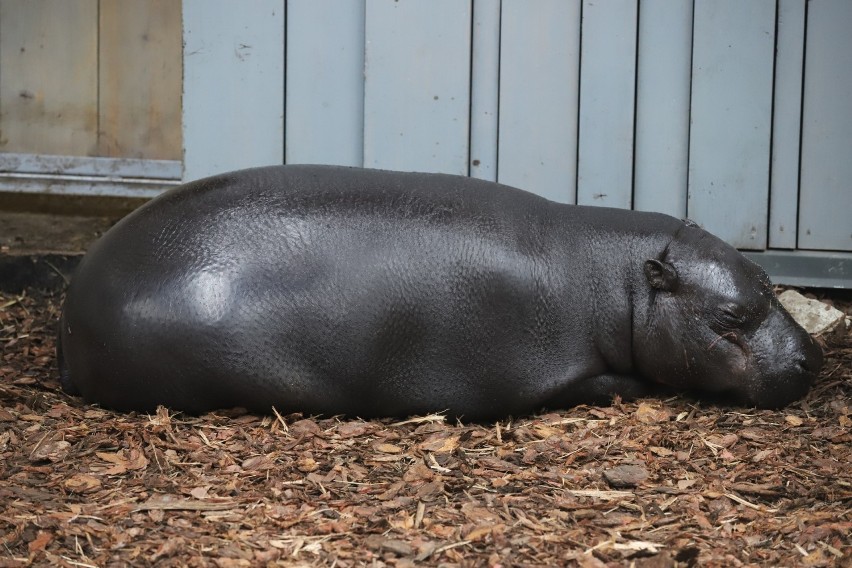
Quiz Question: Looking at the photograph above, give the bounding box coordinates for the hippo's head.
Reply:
[634,223,823,409]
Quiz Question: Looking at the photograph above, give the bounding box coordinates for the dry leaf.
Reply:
[296,456,318,473]
[242,454,275,471]
[335,421,371,438]
[30,440,70,462]
[752,449,775,463]
[636,403,670,423]
[785,415,804,427]
[64,473,101,493]
[418,433,459,453]
[289,419,322,437]
[27,530,52,553]
[190,486,211,499]
[465,524,500,541]
[650,446,674,457]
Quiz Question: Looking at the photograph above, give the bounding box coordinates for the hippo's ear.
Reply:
[644,259,678,291]
[681,218,700,228]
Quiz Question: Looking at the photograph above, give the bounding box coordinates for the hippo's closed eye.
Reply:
[713,302,748,330]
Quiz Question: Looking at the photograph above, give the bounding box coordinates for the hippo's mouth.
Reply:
[733,362,819,409]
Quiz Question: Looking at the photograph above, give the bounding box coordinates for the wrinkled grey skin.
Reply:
[58,165,822,419]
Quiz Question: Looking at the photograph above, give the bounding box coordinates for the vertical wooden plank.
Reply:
[285,1,365,166]
[498,0,580,203]
[182,0,285,182]
[577,0,638,209]
[99,0,182,160]
[469,0,500,182]
[363,0,471,175]
[688,0,776,250]
[798,0,852,252]
[0,0,98,156]
[768,0,805,249]
[633,0,693,218]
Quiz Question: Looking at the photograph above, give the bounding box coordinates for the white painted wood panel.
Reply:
[498,0,581,203]
[286,1,365,167]
[577,0,638,209]
[363,0,471,175]
[798,0,852,252]
[768,0,806,250]
[182,0,285,181]
[469,0,501,182]
[688,0,776,250]
[633,0,693,218]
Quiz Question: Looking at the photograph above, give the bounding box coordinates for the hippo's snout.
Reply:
[743,308,823,409]
[800,337,824,375]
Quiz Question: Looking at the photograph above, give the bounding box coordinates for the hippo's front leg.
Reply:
[549,374,668,407]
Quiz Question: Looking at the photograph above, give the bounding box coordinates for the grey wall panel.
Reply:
[469,0,501,182]
[633,0,693,219]
[769,0,806,250]
[798,0,852,252]
[577,0,638,209]
[363,0,471,175]
[688,0,776,250]
[285,1,365,167]
[498,0,581,203]
[182,0,285,182]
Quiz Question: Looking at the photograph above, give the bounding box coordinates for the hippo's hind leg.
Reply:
[548,374,670,408]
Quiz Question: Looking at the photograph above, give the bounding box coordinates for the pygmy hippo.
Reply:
[58,165,823,419]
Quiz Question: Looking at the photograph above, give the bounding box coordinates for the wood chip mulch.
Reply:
[0,290,849,567]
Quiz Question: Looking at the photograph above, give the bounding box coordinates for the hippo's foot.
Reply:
[548,374,669,408]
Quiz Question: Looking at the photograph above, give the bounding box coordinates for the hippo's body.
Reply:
[58,165,822,419]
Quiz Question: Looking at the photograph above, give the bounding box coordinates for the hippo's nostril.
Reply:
[797,354,819,372]
[795,351,823,380]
